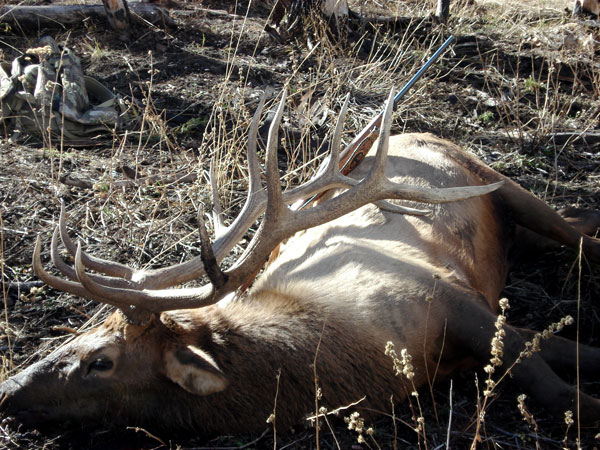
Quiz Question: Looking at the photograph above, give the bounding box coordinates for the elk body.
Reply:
[1,91,599,435]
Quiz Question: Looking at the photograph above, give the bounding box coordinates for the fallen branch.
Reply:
[549,131,600,146]
[0,2,175,29]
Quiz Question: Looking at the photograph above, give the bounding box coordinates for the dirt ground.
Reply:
[0,0,599,448]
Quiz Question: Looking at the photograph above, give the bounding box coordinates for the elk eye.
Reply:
[88,358,114,373]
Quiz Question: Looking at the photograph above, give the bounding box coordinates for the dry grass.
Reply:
[0,0,599,448]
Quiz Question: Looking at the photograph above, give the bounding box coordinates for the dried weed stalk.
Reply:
[385,342,428,449]
[471,297,575,449]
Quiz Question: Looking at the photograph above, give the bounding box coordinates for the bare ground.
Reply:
[0,0,599,448]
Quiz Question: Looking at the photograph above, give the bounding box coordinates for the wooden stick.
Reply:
[0,2,175,29]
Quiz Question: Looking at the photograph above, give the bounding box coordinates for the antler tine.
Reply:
[264,90,287,214]
[58,201,135,280]
[73,241,220,312]
[298,92,350,185]
[196,90,270,265]
[371,90,504,203]
[371,89,504,202]
[278,93,355,204]
[350,90,431,214]
[209,90,265,240]
[209,159,226,238]
[329,92,350,170]
[51,226,77,281]
[366,88,394,184]
[51,226,142,289]
[247,92,267,195]
[197,207,227,289]
[33,236,139,314]
[34,236,91,299]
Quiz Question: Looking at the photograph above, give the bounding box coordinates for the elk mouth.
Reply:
[2,407,100,434]
[1,407,55,429]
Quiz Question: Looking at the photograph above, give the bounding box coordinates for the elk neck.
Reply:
[158,288,403,433]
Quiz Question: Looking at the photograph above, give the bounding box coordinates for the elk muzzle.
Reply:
[0,357,62,427]
[0,347,111,429]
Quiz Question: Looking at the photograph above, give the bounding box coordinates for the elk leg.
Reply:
[448,297,600,423]
[497,181,600,263]
[515,327,600,378]
[512,207,600,259]
[558,207,600,237]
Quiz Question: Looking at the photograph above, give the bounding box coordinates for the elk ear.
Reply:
[164,345,228,396]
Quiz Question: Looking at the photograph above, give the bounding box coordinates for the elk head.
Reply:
[0,309,233,431]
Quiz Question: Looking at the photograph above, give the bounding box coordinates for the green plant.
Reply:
[524,76,543,93]
[175,117,209,135]
[478,111,494,123]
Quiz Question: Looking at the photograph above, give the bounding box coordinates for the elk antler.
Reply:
[33,89,503,321]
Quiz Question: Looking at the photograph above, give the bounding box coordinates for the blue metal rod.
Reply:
[394,35,456,107]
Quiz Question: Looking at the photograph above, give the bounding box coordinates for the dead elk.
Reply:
[0,91,599,436]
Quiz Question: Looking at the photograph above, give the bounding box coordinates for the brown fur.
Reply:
[1,133,599,434]
[574,0,600,16]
